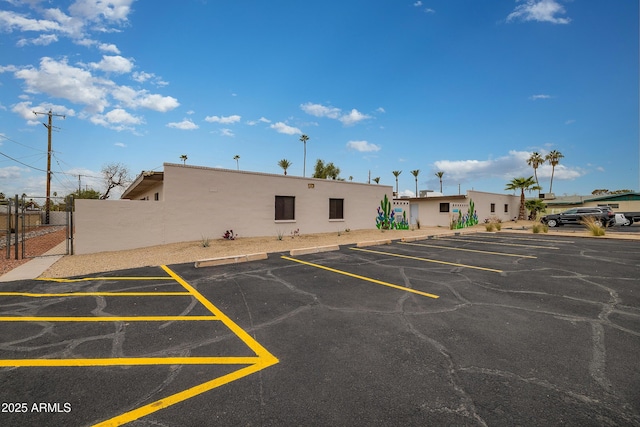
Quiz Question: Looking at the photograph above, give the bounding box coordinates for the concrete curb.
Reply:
[289,245,340,256]
[356,239,392,247]
[194,252,268,268]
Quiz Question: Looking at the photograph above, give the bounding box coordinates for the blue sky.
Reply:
[0,0,638,199]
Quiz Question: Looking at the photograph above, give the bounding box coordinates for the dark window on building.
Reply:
[490,203,495,213]
[329,198,344,219]
[439,203,450,213]
[504,204,509,213]
[275,196,295,220]
[154,192,159,201]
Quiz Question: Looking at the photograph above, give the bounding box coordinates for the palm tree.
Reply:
[435,171,445,193]
[505,176,541,220]
[300,134,309,177]
[349,176,353,181]
[179,154,188,165]
[525,199,547,220]
[278,159,292,175]
[392,170,402,196]
[526,152,544,189]
[233,154,240,170]
[410,169,420,197]
[545,150,564,194]
[373,177,380,184]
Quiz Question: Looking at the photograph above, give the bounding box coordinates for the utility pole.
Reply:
[33,109,65,224]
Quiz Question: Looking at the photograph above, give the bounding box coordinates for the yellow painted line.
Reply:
[93,361,272,427]
[350,247,504,273]
[83,265,281,427]
[0,292,191,298]
[0,316,219,322]
[37,277,172,283]
[281,255,439,299]
[480,235,573,244]
[0,356,263,368]
[438,236,558,250]
[161,265,279,364]
[399,242,537,258]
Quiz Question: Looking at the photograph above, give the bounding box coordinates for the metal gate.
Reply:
[2,194,73,260]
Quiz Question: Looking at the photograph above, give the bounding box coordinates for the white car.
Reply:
[613,213,631,226]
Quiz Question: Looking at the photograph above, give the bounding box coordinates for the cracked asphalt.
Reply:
[0,234,639,426]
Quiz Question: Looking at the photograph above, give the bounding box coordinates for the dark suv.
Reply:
[541,207,615,227]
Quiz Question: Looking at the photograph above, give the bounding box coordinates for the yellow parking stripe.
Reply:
[93,362,272,427]
[0,292,191,298]
[399,242,537,258]
[350,247,503,273]
[438,236,558,250]
[87,266,279,427]
[0,356,264,368]
[0,316,219,322]
[281,255,439,299]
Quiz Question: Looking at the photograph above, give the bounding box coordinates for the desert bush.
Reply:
[484,222,495,232]
[201,235,210,247]
[582,216,605,236]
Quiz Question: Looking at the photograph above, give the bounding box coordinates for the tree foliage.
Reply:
[313,159,341,180]
[506,176,541,220]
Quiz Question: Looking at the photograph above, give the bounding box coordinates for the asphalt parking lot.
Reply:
[1,234,639,426]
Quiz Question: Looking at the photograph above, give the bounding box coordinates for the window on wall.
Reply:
[275,196,295,220]
[439,203,450,213]
[154,192,159,201]
[504,204,509,213]
[329,198,344,219]
[490,203,495,213]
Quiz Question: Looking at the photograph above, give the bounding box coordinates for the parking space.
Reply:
[1,234,639,426]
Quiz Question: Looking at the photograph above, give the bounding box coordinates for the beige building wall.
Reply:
[408,190,520,227]
[74,163,393,254]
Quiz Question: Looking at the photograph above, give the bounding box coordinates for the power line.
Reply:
[0,133,46,153]
[0,150,48,172]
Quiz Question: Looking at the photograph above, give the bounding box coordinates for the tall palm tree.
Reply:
[300,134,309,177]
[526,152,544,189]
[545,150,564,194]
[505,176,541,220]
[392,170,402,196]
[373,177,380,184]
[278,159,292,175]
[410,169,420,197]
[179,154,188,165]
[435,171,445,193]
[233,154,240,170]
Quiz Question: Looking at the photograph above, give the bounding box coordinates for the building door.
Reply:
[410,204,419,226]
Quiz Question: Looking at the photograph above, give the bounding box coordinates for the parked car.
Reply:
[614,213,632,226]
[541,207,615,227]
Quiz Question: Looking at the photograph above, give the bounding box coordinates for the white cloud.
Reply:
[413,1,423,6]
[301,102,372,126]
[347,140,381,152]
[90,55,133,73]
[339,109,371,126]
[98,43,120,54]
[300,102,341,119]
[205,114,241,124]
[376,107,386,113]
[166,119,198,130]
[0,166,23,180]
[433,150,583,187]
[270,122,301,135]
[15,57,110,113]
[247,117,271,125]
[507,0,570,24]
[565,119,575,125]
[219,128,235,137]
[16,34,58,47]
[114,142,126,147]
[68,0,134,24]
[530,94,552,100]
[424,8,435,14]
[90,108,143,131]
[0,10,63,33]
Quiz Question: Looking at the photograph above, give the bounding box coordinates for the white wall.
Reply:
[74,164,393,254]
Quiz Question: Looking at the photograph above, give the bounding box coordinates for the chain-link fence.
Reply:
[1,194,73,260]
